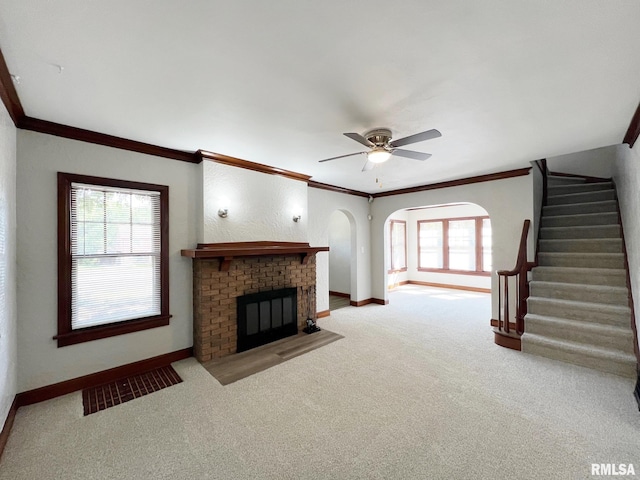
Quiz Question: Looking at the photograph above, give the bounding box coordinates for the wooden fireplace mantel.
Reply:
[181,241,329,271]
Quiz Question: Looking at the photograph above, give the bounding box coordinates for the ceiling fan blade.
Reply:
[392,149,432,161]
[318,151,366,163]
[389,129,441,148]
[344,132,374,147]
[362,159,375,171]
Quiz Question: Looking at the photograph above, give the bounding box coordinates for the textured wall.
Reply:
[307,188,371,312]
[547,145,616,179]
[328,211,351,295]
[202,160,307,243]
[16,131,199,391]
[613,143,640,351]
[0,104,17,426]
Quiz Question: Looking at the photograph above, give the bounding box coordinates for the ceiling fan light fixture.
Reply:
[367,147,391,164]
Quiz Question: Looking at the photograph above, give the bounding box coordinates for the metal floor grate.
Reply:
[82,365,182,416]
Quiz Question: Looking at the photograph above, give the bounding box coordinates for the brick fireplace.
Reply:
[182,242,328,362]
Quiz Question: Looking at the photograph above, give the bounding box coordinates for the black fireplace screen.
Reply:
[237,287,298,352]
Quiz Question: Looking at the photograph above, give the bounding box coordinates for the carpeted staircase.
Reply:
[522,175,637,378]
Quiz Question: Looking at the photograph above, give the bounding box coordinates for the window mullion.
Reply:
[475,217,483,272]
[442,220,449,270]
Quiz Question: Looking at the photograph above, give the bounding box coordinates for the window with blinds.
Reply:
[71,183,161,329]
[57,173,169,347]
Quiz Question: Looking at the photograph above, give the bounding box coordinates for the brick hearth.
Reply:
[191,254,317,361]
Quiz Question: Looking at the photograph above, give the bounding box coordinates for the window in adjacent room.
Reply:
[56,172,170,347]
[389,219,407,272]
[418,216,491,275]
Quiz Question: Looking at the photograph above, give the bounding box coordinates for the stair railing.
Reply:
[497,219,533,335]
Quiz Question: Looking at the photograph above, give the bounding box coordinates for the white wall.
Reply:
[0,104,17,425]
[308,188,371,312]
[370,172,535,320]
[613,142,640,353]
[405,203,491,290]
[547,145,616,179]
[328,211,351,295]
[202,160,307,243]
[16,131,199,391]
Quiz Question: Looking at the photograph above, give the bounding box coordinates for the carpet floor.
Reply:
[1,285,638,479]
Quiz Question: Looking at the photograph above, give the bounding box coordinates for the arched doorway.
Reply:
[384,202,492,299]
[328,210,355,311]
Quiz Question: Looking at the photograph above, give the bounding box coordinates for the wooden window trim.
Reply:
[389,219,408,273]
[56,172,170,347]
[417,216,490,275]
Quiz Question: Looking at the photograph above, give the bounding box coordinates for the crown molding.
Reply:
[372,167,532,198]
[19,116,199,163]
[623,101,640,148]
[307,180,369,197]
[197,150,311,183]
[0,47,24,125]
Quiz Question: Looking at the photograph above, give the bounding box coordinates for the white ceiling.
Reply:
[1,0,639,193]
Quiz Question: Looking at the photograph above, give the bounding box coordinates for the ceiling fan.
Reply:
[318,127,442,171]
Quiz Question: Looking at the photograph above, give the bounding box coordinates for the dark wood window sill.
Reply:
[417,268,491,277]
[55,315,171,347]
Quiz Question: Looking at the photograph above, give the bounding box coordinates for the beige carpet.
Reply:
[1,285,638,479]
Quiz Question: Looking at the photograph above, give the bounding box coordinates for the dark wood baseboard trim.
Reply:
[349,298,389,307]
[0,396,18,461]
[329,291,350,298]
[16,348,193,407]
[494,330,522,351]
[490,319,517,330]
[408,280,491,294]
[371,298,388,305]
[316,310,330,318]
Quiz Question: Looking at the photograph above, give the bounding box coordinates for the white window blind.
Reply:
[71,183,161,330]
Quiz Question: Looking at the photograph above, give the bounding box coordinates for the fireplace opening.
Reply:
[237,287,298,352]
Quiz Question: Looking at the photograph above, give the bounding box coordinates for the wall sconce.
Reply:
[218,197,229,218]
